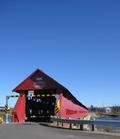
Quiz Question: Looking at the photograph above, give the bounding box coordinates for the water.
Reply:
[96,117,120,130]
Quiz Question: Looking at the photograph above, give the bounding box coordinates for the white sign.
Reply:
[27,90,34,97]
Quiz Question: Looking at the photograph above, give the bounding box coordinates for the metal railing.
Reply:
[50,117,120,131]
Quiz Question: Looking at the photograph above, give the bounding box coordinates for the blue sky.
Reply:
[0,0,120,107]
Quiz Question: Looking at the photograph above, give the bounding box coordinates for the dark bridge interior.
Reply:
[25,91,56,122]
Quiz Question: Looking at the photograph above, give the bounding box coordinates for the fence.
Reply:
[50,117,120,131]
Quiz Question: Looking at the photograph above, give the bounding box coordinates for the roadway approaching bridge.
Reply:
[0,123,119,139]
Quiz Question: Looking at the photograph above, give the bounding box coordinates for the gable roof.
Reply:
[13,69,65,92]
[12,69,88,110]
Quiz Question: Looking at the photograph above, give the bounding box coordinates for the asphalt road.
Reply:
[0,123,119,139]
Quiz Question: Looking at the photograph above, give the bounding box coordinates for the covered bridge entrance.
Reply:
[26,90,56,122]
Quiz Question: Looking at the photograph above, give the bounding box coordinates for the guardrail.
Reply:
[50,117,120,131]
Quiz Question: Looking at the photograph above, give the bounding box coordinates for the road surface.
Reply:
[0,123,119,139]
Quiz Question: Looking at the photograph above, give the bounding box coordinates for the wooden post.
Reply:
[56,114,59,127]
[57,121,59,127]
[92,124,94,131]
[69,123,72,129]
[80,124,83,130]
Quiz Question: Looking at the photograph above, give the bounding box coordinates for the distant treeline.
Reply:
[89,105,120,113]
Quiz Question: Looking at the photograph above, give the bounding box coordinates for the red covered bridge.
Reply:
[12,69,88,123]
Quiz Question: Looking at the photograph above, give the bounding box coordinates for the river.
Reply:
[96,117,120,130]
